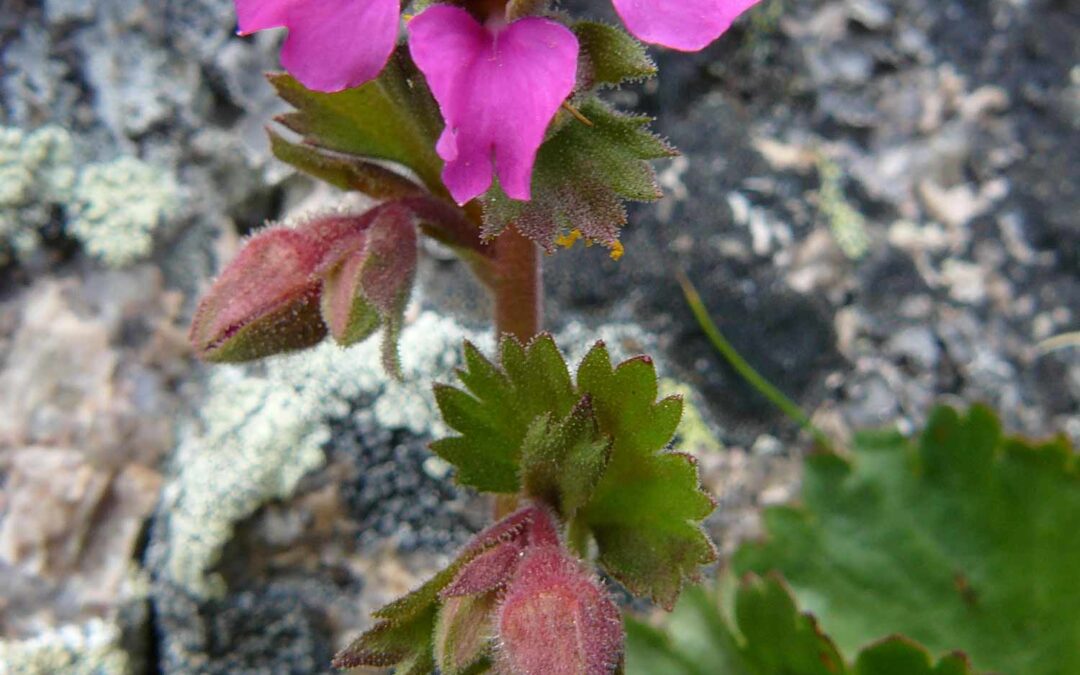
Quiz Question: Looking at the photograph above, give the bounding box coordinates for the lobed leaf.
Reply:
[433,337,715,609]
[626,575,977,675]
[733,405,1080,675]
[431,336,578,493]
[576,343,716,609]
[269,50,444,192]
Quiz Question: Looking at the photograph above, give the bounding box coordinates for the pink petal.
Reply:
[235,0,399,92]
[408,6,579,204]
[612,0,761,52]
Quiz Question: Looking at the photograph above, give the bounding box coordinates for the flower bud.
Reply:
[496,546,623,675]
[316,202,418,375]
[189,227,327,362]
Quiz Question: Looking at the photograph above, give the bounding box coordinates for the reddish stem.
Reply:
[493,225,542,342]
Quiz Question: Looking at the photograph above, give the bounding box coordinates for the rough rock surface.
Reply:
[0,0,1076,672]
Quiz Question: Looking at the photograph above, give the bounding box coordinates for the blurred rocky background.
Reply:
[0,0,1076,672]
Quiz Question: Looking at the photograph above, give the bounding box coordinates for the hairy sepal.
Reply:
[337,505,577,674]
[482,97,675,255]
[574,21,656,90]
[317,202,418,376]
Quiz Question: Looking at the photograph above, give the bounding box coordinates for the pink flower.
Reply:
[408,6,579,204]
[234,0,400,92]
[612,0,762,52]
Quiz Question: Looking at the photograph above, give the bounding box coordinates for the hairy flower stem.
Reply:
[493,224,543,341]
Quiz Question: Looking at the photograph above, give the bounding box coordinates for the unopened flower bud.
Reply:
[496,546,623,675]
[316,202,417,375]
[189,227,327,362]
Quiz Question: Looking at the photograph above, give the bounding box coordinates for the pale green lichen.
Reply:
[0,619,130,675]
[817,155,871,260]
[162,311,487,598]
[0,125,76,262]
[161,313,698,598]
[68,156,178,267]
[660,379,724,455]
[0,126,177,267]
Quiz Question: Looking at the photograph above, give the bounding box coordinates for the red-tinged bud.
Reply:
[522,503,561,548]
[496,547,623,675]
[317,203,418,375]
[461,504,561,558]
[435,592,499,675]
[442,541,524,598]
[189,226,327,362]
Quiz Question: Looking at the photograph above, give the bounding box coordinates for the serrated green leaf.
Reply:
[269,50,443,192]
[433,338,715,608]
[269,129,423,200]
[854,638,972,675]
[482,97,675,253]
[520,396,613,519]
[576,343,715,609]
[626,575,977,675]
[734,405,1080,675]
[625,585,747,675]
[575,21,656,89]
[431,335,578,493]
[735,574,846,675]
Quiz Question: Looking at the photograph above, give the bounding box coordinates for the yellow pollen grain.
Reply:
[555,229,583,249]
[608,241,625,261]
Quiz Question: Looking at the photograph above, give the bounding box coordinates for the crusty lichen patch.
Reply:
[0,125,178,267]
[68,156,179,267]
[0,619,130,675]
[0,125,76,262]
[160,312,488,598]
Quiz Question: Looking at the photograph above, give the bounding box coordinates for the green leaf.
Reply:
[269,129,423,200]
[577,342,716,609]
[734,574,846,675]
[431,336,578,493]
[482,97,676,254]
[625,584,747,675]
[269,50,444,192]
[520,396,613,519]
[854,638,973,675]
[333,564,459,673]
[626,575,976,675]
[433,338,716,608]
[734,405,1080,675]
[574,21,656,89]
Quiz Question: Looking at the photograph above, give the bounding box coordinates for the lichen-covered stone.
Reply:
[0,125,76,262]
[158,311,491,598]
[0,619,131,675]
[68,156,179,267]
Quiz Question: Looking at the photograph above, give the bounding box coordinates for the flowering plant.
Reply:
[190,0,761,672]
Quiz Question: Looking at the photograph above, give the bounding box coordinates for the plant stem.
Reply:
[676,270,834,452]
[493,225,543,341]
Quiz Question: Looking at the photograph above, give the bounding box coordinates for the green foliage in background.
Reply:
[627,405,1080,674]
